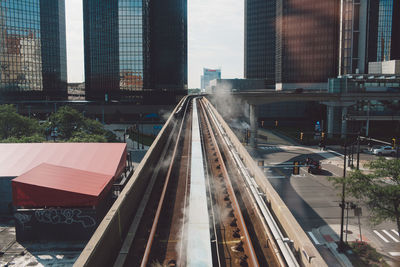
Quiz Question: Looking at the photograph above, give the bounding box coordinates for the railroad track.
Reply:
[113,96,298,266]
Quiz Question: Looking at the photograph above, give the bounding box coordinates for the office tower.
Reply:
[0,0,67,100]
[339,0,372,75]
[83,0,187,103]
[244,0,276,81]
[201,68,221,91]
[374,0,400,61]
[275,0,340,90]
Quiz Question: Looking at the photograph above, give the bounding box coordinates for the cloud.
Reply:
[188,0,244,88]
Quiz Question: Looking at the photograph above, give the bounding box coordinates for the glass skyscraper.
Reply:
[201,68,221,91]
[0,0,67,101]
[244,0,276,81]
[275,0,340,88]
[376,0,399,61]
[83,0,187,103]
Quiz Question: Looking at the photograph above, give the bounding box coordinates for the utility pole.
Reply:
[338,144,347,252]
[356,135,360,170]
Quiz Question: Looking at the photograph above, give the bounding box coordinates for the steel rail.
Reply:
[140,97,191,267]
[198,100,222,267]
[177,103,192,266]
[198,100,260,267]
[204,99,300,267]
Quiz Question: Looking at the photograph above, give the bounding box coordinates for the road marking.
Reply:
[267,176,286,179]
[392,229,399,236]
[389,252,400,256]
[383,230,399,242]
[374,230,389,243]
[307,232,320,245]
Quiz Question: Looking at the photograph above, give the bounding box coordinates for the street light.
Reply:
[338,143,347,252]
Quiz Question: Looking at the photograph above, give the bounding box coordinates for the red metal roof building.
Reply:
[1,143,128,241]
[0,143,126,210]
[0,143,127,177]
[12,163,114,208]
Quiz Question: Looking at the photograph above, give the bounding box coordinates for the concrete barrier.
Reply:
[74,98,186,267]
[204,97,327,267]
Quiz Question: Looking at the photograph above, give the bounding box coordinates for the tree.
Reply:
[333,158,400,235]
[49,106,85,139]
[68,131,107,143]
[49,106,118,142]
[0,104,43,140]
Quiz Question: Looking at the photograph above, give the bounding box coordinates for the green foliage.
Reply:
[0,104,118,143]
[348,241,388,267]
[0,104,43,140]
[49,106,85,139]
[68,131,107,143]
[0,134,45,143]
[49,106,118,142]
[330,158,400,234]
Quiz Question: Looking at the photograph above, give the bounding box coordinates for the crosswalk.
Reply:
[373,229,399,243]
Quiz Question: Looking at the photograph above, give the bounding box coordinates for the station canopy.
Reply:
[12,163,114,207]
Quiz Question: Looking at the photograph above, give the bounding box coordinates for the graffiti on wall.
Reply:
[34,209,96,228]
[14,213,32,230]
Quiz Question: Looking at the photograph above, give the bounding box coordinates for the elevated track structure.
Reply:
[75,96,327,267]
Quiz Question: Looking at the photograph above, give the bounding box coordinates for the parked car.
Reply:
[371,145,396,156]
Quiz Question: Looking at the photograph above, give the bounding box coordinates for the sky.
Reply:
[65,0,244,89]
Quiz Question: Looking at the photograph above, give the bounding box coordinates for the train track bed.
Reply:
[113,97,296,266]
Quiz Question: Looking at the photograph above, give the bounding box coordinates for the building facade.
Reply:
[338,0,400,75]
[83,0,187,104]
[275,0,340,90]
[375,0,400,62]
[244,0,276,81]
[0,0,67,101]
[201,68,221,91]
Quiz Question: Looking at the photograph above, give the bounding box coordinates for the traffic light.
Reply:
[392,138,396,149]
[300,132,304,141]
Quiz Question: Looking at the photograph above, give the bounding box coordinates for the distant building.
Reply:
[368,60,400,75]
[244,0,276,81]
[0,0,67,101]
[275,0,340,90]
[207,78,271,94]
[68,82,85,100]
[83,0,187,103]
[201,68,221,92]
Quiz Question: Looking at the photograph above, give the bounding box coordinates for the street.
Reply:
[246,129,400,266]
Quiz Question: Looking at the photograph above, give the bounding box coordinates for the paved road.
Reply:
[245,129,400,266]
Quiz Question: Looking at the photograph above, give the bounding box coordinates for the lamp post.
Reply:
[338,143,347,252]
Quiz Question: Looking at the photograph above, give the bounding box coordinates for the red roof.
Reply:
[0,143,127,178]
[12,163,114,207]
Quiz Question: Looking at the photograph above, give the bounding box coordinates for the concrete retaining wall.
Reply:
[204,97,327,267]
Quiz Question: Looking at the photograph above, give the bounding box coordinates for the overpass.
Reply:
[232,91,400,104]
[74,96,326,266]
[220,90,400,146]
